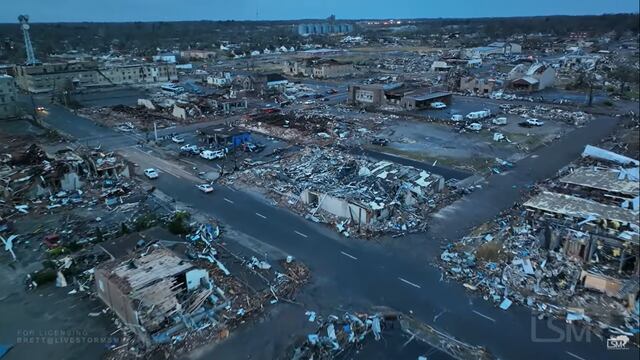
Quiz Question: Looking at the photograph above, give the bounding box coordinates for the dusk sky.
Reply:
[1,0,638,23]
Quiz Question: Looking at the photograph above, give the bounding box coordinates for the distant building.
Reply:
[297,23,353,36]
[466,42,522,58]
[348,83,452,110]
[459,76,502,95]
[13,62,178,93]
[180,50,217,60]
[0,75,19,119]
[152,53,177,64]
[207,72,232,87]
[430,61,453,72]
[508,63,556,91]
[283,59,355,79]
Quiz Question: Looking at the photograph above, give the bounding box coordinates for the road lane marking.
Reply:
[398,277,421,289]
[340,251,358,260]
[472,310,496,323]
[565,352,587,360]
[255,212,267,219]
[223,198,234,204]
[294,231,308,238]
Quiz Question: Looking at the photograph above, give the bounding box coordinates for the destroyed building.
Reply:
[232,147,446,235]
[507,63,556,91]
[441,145,639,334]
[95,246,226,346]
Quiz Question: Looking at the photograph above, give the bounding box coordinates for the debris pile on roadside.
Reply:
[504,104,593,125]
[225,146,455,237]
[440,144,639,338]
[284,309,495,360]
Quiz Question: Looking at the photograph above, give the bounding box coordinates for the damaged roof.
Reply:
[524,191,639,227]
[560,167,640,196]
[101,246,194,293]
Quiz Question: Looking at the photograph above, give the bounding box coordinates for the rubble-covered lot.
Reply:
[224,146,459,237]
[439,116,640,344]
[0,127,310,360]
[281,308,494,360]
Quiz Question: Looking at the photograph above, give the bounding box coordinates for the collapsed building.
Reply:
[1,144,131,205]
[229,147,447,235]
[95,246,228,346]
[440,145,639,334]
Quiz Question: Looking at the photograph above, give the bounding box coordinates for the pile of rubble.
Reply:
[225,146,454,236]
[1,143,138,219]
[286,309,495,360]
[104,221,309,359]
[504,104,593,125]
[78,105,180,132]
[440,144,639,338]
[241,108,385,145]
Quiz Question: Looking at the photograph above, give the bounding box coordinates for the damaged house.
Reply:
[95,246,227,346]
[508,63,556,91]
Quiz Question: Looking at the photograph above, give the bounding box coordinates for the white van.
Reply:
[200,149,225,160]
[492,117,508,125]
[466,123,482,131]
[466,110,491,120]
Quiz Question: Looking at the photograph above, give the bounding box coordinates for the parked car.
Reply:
[180,144,200,154]
[303,100,315,105]
[326,88,338,95]
[430,101,447,109]
[492,117,508,125]
[143,168,159,179]
[196,184,214,193]
[200,149,225,160]
[371,138,389,146]
[466,123,483,131]
[36,106,47,112]
[526,118,544,126]
[171,136,185,143]
[451,114,464,122]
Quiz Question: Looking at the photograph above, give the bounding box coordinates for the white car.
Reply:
[200,149,226,160]
[143,168,159,179]
[430,101,447,109]
[196,184,214,193]
[526,118,544,126]
[466,123,482,131]
[171,136,185,143]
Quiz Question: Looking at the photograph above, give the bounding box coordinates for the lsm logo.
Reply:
[531,318,629,350]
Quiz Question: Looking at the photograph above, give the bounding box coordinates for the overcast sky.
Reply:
[2,0,638,23]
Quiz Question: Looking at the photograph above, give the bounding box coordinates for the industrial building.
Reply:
[0,75,19,119]
[347,83,452,110]
[12,61,178,93]
[296,23,353,36]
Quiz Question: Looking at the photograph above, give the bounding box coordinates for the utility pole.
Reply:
[153,122,158,142]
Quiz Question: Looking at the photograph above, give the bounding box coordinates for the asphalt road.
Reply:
[36,98,638,360]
